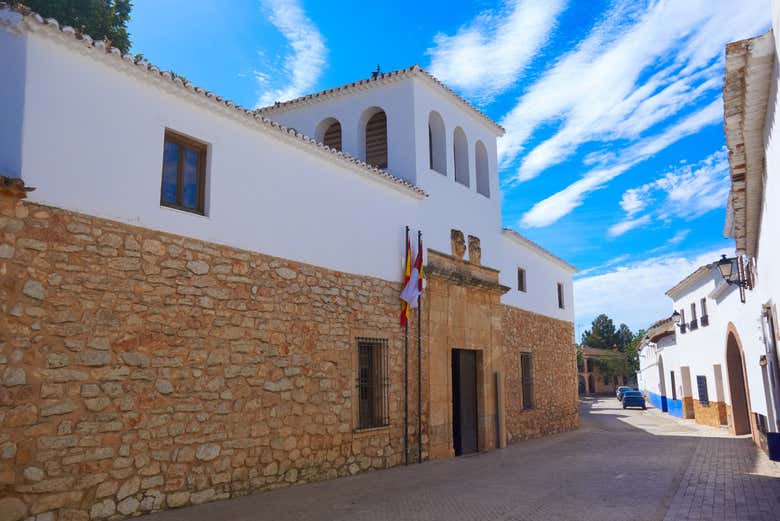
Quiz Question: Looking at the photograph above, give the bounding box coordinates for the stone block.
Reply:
[0,498,27,521]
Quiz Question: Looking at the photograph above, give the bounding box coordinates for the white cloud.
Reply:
[499,0,768,181]
[607,148,730,237]
[574,246,731,339]
[520,100,722,228]
[607,215,651,238]
[255,0,326,108]
[668,229,691,245]
[427,0,567,103]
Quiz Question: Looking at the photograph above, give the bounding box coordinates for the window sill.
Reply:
[160,204,209,219]
[353,426,391,438]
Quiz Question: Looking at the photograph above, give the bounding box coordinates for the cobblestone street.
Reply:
[139,397,780,521]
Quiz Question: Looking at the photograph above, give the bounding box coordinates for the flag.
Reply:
[400,234,411,327]
[401,238,424,310]
[416,236,425,294]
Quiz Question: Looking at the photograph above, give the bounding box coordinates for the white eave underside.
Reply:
[723,30,775,257]
[501,229,578,273]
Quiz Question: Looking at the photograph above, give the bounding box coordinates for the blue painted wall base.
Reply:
[648,391,668,412]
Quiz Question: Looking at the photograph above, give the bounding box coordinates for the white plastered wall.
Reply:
[1,21,576,324]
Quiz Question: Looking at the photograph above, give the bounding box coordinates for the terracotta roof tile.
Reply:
[0,3,427,199]
[256,65,506,136]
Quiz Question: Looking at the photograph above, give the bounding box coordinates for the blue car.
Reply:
[622,390,646,410]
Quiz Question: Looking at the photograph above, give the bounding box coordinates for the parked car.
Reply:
[622,390,646,410]
[616,386,633,401]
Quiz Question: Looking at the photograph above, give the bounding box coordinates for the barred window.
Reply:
[357,337,389,430]
[520,352,534,410]
[557,283,565,309]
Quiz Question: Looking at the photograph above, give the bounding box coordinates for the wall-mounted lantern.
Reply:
[717,254,749,289]
[671,310,682,328]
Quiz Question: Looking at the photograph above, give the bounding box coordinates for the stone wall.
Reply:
[0,194,414,520]
[693,400,727,428]
[502,306,578,442]
[423,250,505,458]
[682,397,695,419]
[0,192,575,520]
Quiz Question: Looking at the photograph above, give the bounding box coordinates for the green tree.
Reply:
[23,0,133,53]
[623,329,644,374]
[580,314,617,349]
[615,323,634,351]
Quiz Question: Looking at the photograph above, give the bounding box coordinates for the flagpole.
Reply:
[404,225,409,466]
[417,229,422,464]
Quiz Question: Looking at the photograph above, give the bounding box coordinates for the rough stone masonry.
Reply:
[0,188,577,521]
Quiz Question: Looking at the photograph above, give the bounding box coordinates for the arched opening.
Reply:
[315,117,342,151]
[428,111,446,175]
[726,331,751,435]
[475,140,489,197]
[453,127,469,186]
[587,374,595,394]
[578,376,586,395]
[658,355,668,412]
[361,108,388,169]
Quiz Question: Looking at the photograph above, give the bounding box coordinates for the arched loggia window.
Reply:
[453,127,469,186]
[428,111,446,175]
[315,117,342,151]
[475,140,489,197]
[362,108,388,169]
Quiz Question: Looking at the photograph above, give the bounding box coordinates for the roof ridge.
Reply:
[0,3,427,198]
[256,65,506,135]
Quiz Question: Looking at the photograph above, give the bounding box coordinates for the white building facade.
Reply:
[639,2,780,453]
[0,6,579,519]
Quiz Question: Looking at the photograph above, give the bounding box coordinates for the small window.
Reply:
[453,127,469,186]
[475,140,490,197]
[356,337,389,430]
[428,111,446,174]
[700,298,709,326]
[160,130,207,214]
[557,283,565,309]
[517,268,527,292]
[520,353,534,410]
[323,121,342,151]
[679,309,687,333]
[696,375,709,405]
[690,302,698,330]
[365,111,388,169]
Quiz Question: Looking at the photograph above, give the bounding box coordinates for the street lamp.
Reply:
[716,254,749,288]
[671,310,682,327]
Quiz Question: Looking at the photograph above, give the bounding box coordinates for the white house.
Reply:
[638,3,780,454]
[0,5,579,519]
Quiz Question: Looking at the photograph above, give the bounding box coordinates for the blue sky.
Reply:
[128,0,770,338]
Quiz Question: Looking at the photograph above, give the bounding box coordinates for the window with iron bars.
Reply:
[520,352,534,410]
[356,337,389,430]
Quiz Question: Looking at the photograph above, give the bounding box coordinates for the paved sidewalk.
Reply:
[139,398,780,521]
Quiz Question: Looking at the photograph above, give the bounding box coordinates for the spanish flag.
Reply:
[401,237,424,318]
[400,235,412,327]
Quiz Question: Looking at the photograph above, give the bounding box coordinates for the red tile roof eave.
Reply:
[0,4,428,199]
[256,65,506,136]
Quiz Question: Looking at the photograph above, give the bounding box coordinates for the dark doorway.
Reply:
[452,349,478,456]
[727,332,751,435]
